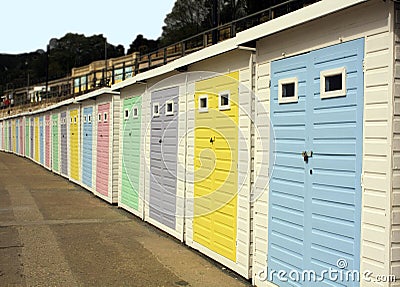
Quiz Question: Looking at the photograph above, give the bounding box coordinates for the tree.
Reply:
[127,34,160,55]
[0,33,125,92]
[159,0,211,46]
[159,0,252,47]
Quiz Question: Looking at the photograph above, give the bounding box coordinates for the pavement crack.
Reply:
[0,244,24,249]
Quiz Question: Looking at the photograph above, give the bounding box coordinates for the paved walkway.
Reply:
[0,152,250,287]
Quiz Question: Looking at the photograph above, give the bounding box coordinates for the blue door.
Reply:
[268,39,364,286]
[39,116,44,164]
[82,106,93,188]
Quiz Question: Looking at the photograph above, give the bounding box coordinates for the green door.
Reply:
[121,96,142,211]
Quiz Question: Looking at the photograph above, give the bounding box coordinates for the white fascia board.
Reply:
[73,87,119,103]
[112,37,238,91]
[25,88,119,117]
[236,0,368,45]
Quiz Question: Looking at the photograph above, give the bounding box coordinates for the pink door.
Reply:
[20,120,24,156]
[96,103,110,197]
[45,115,51,168]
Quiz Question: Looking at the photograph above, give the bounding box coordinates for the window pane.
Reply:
[167,102,173,112]
[325,74,342,92]
[200,98,207,108]
[220,94,229,106]
[282,83,295,98]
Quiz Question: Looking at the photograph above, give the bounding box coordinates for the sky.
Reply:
[0,0,176,54]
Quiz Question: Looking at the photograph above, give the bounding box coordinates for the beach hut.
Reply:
[186,68,253,278]
[44,112,51,170]
[0,120,3,151]
[6,120,11,153]
[115,72,188,241]
[68,104,81,184]
[93,92,120,203]
[60,107,68,178]
[118,85,146,218]
[19,117,24,157]
[34,116,39,162]
[11,118,16,154]
[80,99,96,192]
[39,115,45,165]
[14,118,18,154]
[51,110,60,174]
[24,116,29,158]
[147,84,183,239]
[29,117,34,160]
[230,1,399,286]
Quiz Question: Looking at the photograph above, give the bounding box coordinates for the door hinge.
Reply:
[362,60,366,73]
[268,79,271,88]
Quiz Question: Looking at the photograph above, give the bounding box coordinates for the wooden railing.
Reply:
[1,0,321,113]
[135,0,320,73]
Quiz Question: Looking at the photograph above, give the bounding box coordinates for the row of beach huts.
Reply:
[0,1,399,286]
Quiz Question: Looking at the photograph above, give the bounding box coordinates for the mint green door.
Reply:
[121,96,142,211]
[52,114,59,172]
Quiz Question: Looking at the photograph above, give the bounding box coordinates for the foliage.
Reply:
[127,35,160,55]
[0,0,295,93]
[0,33,124,92]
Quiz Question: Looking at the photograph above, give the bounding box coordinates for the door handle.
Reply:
[301,151,313,163]
[210,137,215,144]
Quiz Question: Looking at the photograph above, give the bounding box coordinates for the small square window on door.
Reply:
[98,113,102,122]
[165,100,174,116]
[74,116,77,124]
[278,77,298,104]
[124,109,129,120]
[219,91,230,110]
[153,103,160,117]
[103,112,108,122]
[132,106,139,118]
[198,95,209,113]
[88,115,92,123]
[84,116,87,123]
[320,67,346,99]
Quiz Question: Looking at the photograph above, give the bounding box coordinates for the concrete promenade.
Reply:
[0,152,250,287]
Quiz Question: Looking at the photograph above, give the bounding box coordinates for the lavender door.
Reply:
[149,87,179,230]
[96,103,110,197]
[60,111,68,176]
[30,118,34,158]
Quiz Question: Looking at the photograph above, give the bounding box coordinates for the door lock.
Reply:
[210,137,215,144]
[301,151,313,163]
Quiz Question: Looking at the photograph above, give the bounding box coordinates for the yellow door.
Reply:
[34,117,39,162]
[194,72,239,262]
[69,109,80,181]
